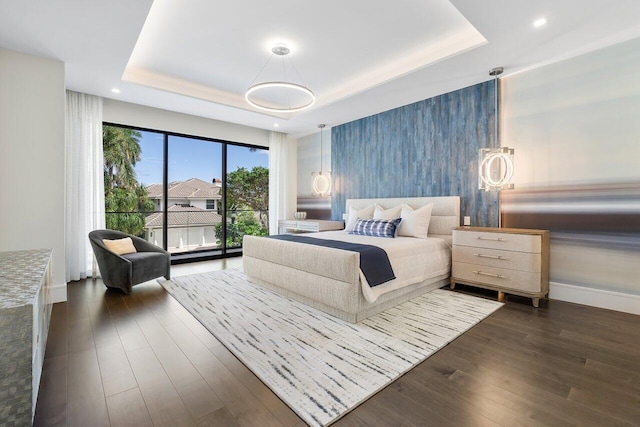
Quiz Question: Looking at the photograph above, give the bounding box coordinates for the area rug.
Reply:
[160,269,502,426]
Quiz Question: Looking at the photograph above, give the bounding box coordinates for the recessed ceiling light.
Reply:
[273,123,279,128]
[111,88,121,93]
[533,17,547,28]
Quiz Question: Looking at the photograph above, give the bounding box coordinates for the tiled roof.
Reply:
[146,178,222,199]
[145,204,222,228]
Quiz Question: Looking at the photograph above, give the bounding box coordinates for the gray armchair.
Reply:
[89,229,170,294]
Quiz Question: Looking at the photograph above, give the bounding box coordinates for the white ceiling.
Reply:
[1,0,640,138]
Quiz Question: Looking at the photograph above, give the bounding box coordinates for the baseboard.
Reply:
[549,282,640,315]
[51,283,67,303]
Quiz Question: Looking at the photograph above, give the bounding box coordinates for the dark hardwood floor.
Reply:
[34,259,640,426]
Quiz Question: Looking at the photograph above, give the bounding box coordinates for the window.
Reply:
[226,144,270,250]
[103,126,163,249]
[103,123,268,261]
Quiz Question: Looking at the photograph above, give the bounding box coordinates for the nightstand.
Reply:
[278,219,344,234]
[451,227,550,307]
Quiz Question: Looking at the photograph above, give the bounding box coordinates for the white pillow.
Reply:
[102,237,137,255]
[373,204,402,220]
[398,203,433,238]
[345,204,375,232]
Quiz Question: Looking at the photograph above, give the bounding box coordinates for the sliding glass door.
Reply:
[103,123,268,260]
[103,126,164,249]
[225,145,269,251]
[167,135,223,254]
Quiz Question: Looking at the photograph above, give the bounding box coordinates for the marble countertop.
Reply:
[0,249,52,309]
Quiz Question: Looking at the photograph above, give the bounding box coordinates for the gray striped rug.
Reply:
[160,269,502,426]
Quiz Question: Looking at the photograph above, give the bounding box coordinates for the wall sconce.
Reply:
[479,147,515,191]
[312,124,331,196]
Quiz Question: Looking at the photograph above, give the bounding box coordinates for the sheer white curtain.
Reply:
[268,131,290,235]
[65,91,104,282]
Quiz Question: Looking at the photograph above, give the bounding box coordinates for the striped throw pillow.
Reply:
[349,218,402,238]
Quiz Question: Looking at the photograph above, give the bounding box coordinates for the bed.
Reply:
[242,196,460,323]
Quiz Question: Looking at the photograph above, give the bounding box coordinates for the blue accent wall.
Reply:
[331,81,499,227]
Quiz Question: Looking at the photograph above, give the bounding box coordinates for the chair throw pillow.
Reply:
[102,237,137,255]
[349,218,402,238]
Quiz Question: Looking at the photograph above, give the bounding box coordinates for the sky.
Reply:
[133,130,269,186]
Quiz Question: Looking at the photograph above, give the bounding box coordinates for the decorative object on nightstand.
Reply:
[479,67,515,192]
[278,219,344,234]
[451,227,550,307]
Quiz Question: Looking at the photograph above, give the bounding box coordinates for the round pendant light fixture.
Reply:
[245,44,316,113]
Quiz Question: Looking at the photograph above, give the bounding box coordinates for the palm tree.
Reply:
[103,126,142,190]
[103,125,152,236]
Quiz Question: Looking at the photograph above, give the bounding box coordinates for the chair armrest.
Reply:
[130,234,170,255]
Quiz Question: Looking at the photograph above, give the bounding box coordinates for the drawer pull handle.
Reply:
[477,236,506,242]
[473,270,506,279]
[474,253,507,260]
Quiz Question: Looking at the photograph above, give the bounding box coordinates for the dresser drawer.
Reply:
[452,261,542,293]
[294,222,319,232]
[453,230,541,253]
[452,245,541,273]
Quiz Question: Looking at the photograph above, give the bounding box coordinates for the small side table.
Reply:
[450,227,550,307]
[278,219,344,234]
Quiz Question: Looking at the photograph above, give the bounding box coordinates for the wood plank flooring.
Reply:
[34,258,640,426]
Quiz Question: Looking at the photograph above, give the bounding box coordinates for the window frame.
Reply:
[103,121,269,264]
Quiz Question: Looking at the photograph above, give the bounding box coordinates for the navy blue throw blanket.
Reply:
[268,234,396,287]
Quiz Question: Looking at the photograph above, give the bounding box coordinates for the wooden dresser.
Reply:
[451,227,549,307]
[278,219,344,234]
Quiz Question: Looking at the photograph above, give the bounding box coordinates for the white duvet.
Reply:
[304,231,451,303]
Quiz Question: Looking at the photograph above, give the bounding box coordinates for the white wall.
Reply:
[103,99,270,147]
[502,37,640,314]
[503,38,640,187]
[297,130,332,197]
[0,48,66,300]
[295,129,332,220]
[287,135,298,219]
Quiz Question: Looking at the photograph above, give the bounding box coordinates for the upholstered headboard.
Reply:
[345,196,461,244]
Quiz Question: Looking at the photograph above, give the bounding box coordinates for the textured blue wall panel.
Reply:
[331,81,499,227]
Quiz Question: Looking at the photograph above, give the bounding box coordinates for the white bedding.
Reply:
[302,231,451,303]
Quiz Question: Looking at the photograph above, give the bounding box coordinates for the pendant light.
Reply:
[312,124,331,196]
[479,67,514,191]
[245,44,315,113]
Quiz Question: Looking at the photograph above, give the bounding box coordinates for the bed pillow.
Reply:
[345,204,375,232]
[102,237,137,255]
[373,204,403,220]
[349,218,402,238]
[398,203,433,239]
